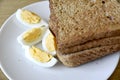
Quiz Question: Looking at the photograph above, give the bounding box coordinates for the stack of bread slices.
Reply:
[49,0,120,67]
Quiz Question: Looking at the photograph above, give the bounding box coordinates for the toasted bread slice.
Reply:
[49,0,120,49]
[57,44,120,67]
[60,36,120,54]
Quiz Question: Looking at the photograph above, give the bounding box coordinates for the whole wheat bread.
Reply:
[49,0,120,49]
[57,44,120,67]
[60,36,120,54]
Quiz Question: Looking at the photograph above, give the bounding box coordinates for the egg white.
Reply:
[42,29,56,56]
[16,9,48,29]
[25,46,58,68]
[17,26,48,47]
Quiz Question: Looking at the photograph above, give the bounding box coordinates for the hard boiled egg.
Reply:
[17,26,47,47]
[42,29,56,56]
[16,9,48,28]
[25,46,57,67]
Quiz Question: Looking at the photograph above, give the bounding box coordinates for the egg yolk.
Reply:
[45,33,57,52]
[21,10,41,24]
[29,46,53,63]
[22,28,42,43]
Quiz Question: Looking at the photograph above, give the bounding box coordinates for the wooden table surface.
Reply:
[0,0,120,80]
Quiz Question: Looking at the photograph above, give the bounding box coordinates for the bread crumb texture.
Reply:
[49,0,120,48]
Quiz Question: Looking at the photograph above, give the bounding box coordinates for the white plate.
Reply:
[0,1,120,80]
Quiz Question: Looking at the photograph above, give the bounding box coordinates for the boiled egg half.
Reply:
[42,29,57,56]
[25,46,57,67]
[17,26,47,47]
[16,9,48,28]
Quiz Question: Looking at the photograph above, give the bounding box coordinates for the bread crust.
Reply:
[49,0,58,36]
[57,44,120,67]
[59,36,120,54]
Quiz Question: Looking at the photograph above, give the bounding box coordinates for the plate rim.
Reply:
[106,54,120,79]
